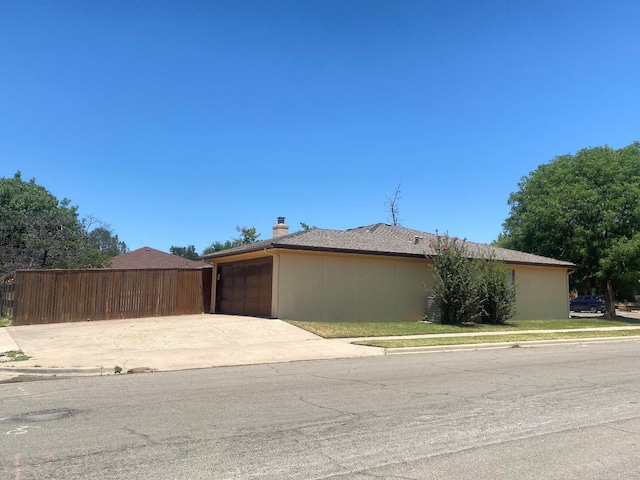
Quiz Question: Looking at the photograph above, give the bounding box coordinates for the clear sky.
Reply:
[2,1,639,253]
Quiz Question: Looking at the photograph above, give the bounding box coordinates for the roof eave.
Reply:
[201,242,276,260]
[202,241,575,269]
[251,244,576,267]
[273,244,426,258]
[501,260,575,269]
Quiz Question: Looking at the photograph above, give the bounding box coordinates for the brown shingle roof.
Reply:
[110,247,211,269]
[203,223,575,268]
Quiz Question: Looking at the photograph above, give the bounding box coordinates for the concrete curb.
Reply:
[382,335,640,355]
[0,366,108,376]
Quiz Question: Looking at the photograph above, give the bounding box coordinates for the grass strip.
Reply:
[0,317,11,328]
[0,350,30,362]
[287,317,640,339]
[353,329,640,348]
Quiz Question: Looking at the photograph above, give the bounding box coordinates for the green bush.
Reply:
[475,257,517,324]
[428,233,516,325]
[429,234,480,324]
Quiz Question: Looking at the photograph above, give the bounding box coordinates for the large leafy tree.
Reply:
[0,172,125,275]
[496,142,640,317]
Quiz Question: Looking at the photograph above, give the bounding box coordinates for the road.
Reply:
[2,340,640,479]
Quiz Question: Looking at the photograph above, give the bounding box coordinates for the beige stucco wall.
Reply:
[208,249,571,322]
[512,265,570,320]
[274,251,570,322]
[275,251,433,322]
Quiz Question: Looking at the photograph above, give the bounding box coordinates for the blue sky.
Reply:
[2,1,639,253]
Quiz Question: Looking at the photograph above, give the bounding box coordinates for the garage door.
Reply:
[215,257,273,317]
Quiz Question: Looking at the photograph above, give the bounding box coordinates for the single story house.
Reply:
[202,218,575,322]
[110,247,211,270]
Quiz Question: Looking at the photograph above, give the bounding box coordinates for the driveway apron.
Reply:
[1,314,383,374]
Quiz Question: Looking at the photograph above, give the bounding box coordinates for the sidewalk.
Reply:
[335,325,640,343]
[337,325,640,355]
[0,328,20,354]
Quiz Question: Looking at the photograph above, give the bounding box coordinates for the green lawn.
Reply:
[0,317,11,328]
[354,329,640,348]
[286,317,640,339]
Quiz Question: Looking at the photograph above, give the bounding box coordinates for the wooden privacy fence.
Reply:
[9,268,213,326]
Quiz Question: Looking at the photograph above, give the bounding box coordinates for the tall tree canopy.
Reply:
[202,226,261,255]
[82,215,128,259]
[0,172,127,276]
[87,226,128,258]
[170,245,199,260]
[496,142,640,316]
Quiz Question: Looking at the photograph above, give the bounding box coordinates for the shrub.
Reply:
[429,234,480,324]
[475,256,517,324]
[428,233,516,325]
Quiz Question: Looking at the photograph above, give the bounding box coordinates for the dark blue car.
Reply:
[570,295,606,313]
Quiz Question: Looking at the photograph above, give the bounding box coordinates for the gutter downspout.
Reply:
[567,268,576,318]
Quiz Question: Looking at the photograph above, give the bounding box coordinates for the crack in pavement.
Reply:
[207,325,238,344]
[603,425,640,437]
[124,426,157,445]
[298,395,357,418]
[308,373,391,389]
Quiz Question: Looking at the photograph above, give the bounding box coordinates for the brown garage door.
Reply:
[215,257,273,317]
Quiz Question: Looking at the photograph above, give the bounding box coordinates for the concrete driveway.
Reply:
[0,314,383,375]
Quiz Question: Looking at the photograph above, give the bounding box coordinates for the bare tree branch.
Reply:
[385,180,402,226]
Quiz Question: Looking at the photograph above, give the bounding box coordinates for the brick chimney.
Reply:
[272,216,289,238]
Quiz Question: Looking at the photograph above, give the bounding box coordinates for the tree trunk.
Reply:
[603,279,616,318]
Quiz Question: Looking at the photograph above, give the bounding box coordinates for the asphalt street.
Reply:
[2,340,640,479]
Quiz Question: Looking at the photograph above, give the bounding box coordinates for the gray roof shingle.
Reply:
[202,223,575,268]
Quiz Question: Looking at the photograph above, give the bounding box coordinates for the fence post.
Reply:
[0,273,15,319]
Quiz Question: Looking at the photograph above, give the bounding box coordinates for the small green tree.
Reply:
[300,222,316,231]
[234,226,260,245]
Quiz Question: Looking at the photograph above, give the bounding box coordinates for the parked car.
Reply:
[570,295,607,313]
